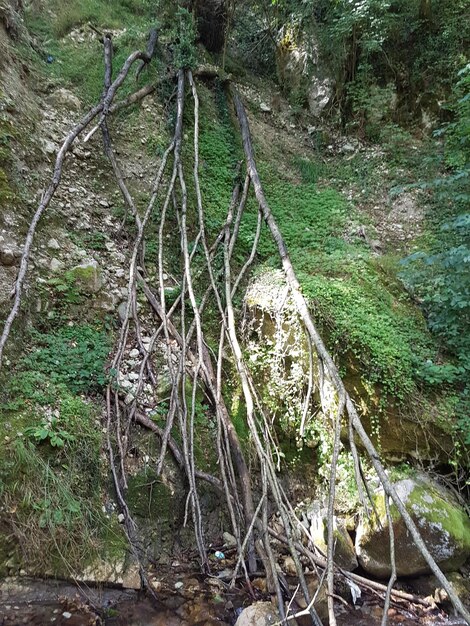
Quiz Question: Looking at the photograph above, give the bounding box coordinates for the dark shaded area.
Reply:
[194,0,227,52]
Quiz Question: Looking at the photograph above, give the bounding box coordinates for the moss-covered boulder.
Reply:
[68,259,102,293]
[355,473,470,578]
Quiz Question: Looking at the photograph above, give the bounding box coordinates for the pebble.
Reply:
[62,612,72,619]
[223,532,237,547]
[174,581,184,590]
[129,348,140,358]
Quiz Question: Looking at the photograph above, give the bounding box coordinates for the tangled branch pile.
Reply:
[0,32,468,626]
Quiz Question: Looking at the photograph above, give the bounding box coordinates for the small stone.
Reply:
[117,513,125,523]
[118,301,131,323]
[235,602,279,626]
[283,555,296,576]
[260,102,271,112]
[129,348,140,358]
[128,372,140,381]
[223,532,237,548]
[43,140,57,155]
[99,199,110,208]
[69,259,102,293]
[50,258,64,272]
[0,249,15,266]
[47,238,61,250]
[174,581,184,590]
[62,612,72,620]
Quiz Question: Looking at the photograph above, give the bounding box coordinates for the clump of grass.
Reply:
[0,322,122,575]
[0,385,123,575]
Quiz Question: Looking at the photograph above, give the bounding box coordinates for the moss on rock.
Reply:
[356,473,470,578]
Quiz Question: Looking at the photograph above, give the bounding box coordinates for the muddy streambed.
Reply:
[0,576,466,626]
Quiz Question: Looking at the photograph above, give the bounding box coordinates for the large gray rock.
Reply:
[356,473,470,578]
[48,88,81,112]
[275,32,333,117]
[235,602,280,626]
[308,78,334,118]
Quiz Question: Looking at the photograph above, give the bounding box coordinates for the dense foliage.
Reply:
[400,65,470,442]
[231,0,469,127]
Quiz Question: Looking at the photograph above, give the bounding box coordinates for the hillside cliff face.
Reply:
[0,2,468,622]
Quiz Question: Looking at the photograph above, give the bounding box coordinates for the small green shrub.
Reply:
[24,416,75,449]
[171,7,197,70]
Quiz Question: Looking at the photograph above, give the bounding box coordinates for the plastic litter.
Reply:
[214,550,225,560]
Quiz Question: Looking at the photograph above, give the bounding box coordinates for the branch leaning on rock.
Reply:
[230,85,470,626]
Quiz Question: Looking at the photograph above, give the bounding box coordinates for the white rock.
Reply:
[223,532,237,548]
[43,140,57,155]
[49,88,81,111]
[50,258,64,272]
[47,238,61,250]
[235,601,280,626]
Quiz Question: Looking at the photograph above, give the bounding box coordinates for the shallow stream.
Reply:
[1,575,467,626]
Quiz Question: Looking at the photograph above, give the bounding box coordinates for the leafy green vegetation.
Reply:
[0,320,117,574]
[170,7,197,70]
[0,385,118,575]
[20,325,110,394]
[400,65,470,442]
